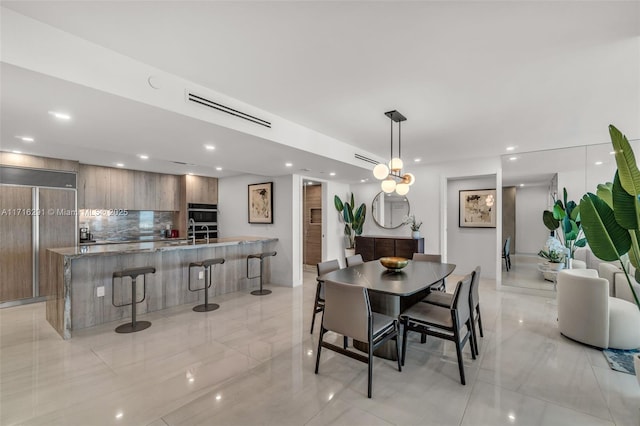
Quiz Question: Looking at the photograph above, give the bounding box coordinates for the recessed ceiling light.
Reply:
[308,181,314,185]
[285,162,292,167]
[509,156,517,161]
[48,111,71,120]
[360,179,366,183]
[115,412,124,420]
[204,145,215,151]
[215,394,222,401]
[414,158,422,163]
[216,167,222,171]
[610,151,616,155]
[17,136,34,142]
[12,150,22,154]
[519,183,524,187]
[115,163,124,168]
[188,172,194,176]
[329,172,336,176]
[506,146,516,151]
[138,154,149,160]
[594,161,603,165]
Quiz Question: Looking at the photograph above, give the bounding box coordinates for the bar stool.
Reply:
[112,266,156,333]
[247,251,277,296]
[188,258,225,312]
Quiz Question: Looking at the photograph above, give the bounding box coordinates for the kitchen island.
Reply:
[45,237,277,339]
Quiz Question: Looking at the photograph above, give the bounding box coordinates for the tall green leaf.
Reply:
[579,193,631,261]
[542,210,559,231]
[596,182,613,208]
[334,195,344,213]
[612,171,640,230]
[611,124,640,197]
[343,202,354,224]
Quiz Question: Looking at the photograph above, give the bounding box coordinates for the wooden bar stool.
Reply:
[247,251,277,296]
[112,266,156,333]
[188,258,225,312]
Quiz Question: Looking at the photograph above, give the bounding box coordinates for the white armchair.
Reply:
[613,264,640,305]
[557,269,640,350]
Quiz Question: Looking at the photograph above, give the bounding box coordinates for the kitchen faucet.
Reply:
[201,224,210,244]
[189,218,196,245]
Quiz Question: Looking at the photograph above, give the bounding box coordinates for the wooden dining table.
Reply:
[319,259,456,359]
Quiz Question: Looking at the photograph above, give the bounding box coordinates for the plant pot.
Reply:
[412,231,420,239]
[345,248,356,258]
[546,262,565,272]
[634,354,640,386]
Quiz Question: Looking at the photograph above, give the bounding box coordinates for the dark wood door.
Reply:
[0,186,34,302]
[304,185,322,266]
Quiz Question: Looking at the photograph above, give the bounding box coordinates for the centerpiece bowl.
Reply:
[379,256,409,271]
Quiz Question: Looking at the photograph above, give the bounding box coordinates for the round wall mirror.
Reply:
[371,192,410,229]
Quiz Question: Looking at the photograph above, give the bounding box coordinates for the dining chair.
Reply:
[315,280,402,398]
[412,253,445,291]
[311,259,341,334]
[422,267,483,355]
[346,254,364,267]
[502,236,511,271]
[400,273,476,385]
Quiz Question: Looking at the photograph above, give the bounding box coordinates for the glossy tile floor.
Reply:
[1,268,639,426]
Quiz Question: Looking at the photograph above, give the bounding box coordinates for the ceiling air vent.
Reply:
[355,153,378,166]
[187,91,271,128]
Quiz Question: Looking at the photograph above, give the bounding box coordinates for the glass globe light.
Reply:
[389,157,403,172]
[402,173,415,186]
[395,183,410,195]
[373,163,389,180]
[381,178,397,193]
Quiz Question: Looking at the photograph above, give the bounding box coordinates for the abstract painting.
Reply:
[459,189,496,228]
[248,182,273,224]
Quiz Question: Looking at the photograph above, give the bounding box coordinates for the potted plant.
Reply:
[404,215,423,239]
[538,248,566,271]
[542,187,586,266]
[334,193,366,256]
[578,125,640,311]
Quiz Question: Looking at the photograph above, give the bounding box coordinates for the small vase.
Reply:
[634,354,640,386]
[412,231,420,239]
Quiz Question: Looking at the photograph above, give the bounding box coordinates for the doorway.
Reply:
[303,180,323,271]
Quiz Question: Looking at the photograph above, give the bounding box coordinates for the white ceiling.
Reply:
[1,1,639,182]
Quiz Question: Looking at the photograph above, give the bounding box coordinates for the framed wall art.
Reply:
[248,182,273,224]
[459,189,496,228]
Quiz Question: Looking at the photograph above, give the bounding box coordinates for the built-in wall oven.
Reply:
[187,203,218,240]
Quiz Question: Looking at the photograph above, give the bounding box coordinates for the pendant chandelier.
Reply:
[372,110,415,195]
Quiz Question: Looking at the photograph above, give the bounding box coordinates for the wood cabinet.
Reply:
[183,175,218,204]
[78,164,109,209]
[78,165,179,211]
[355,236,424,261]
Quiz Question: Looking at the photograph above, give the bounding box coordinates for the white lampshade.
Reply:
[373,163,389,180]
[389,157,404,171]
[381,178,397,193]
[402,173,415,186]
[395,183,410,195]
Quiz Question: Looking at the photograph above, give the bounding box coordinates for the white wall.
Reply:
[218,173,301,287]
[515,185,551,254]
[447,176,498,279]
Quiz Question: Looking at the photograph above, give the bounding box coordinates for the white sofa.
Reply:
[557,268,640,350]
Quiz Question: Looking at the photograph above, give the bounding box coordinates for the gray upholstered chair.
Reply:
[345,254,364,267]
[311,259,340,334]
[315,280,402,398]
[557,268,640,349]
[412,253,445,291]
[400,273,476,385]
[422,267,483,355]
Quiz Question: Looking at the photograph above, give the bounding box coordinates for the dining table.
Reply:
[319,259,456,359]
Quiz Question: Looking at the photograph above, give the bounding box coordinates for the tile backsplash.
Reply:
[79,210,177,241]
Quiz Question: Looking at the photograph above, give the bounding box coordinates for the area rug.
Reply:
[602,348,639,375]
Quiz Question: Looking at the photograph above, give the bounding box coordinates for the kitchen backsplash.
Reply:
[79,210,177,241]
